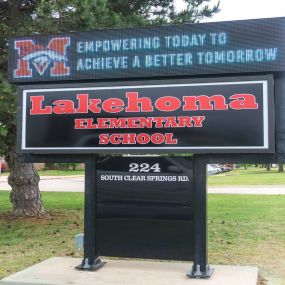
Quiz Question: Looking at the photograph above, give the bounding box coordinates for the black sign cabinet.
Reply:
[9,17,285,279]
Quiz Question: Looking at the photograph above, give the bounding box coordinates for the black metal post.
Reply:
[76,158,106,271]
[187,155,213,278]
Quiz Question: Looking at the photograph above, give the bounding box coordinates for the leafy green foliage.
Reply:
[0,74,17,155]
[33,0,125,33]
[171,0,220,23]
[44,163,81,171]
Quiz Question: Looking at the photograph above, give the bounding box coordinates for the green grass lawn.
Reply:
[0,191,284,283]
[208,166,285,186]
[0,191,84,279]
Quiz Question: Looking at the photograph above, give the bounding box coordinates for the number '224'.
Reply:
[129,163,161,173]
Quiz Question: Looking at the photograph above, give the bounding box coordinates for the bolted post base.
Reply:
[75,258,106,271]
[187,264,214,279]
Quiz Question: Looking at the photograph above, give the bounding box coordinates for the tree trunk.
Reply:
[279,164,284,172]
[265,164,271,171]
[5,132,45,216]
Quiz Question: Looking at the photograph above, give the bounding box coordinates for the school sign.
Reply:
[9,17,285,279]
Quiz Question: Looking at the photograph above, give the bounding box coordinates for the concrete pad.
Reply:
[0,257,258,285]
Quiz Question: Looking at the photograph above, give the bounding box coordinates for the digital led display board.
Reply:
[18,76,274,154]
[9,17,285,83]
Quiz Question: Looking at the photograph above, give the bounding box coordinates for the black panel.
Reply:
[96,219,193,261]
[274,73,285,155]
[96,156,193,261]
[18,76,274,154]
[97,156,193,206]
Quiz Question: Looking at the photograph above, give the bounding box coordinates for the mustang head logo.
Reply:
[20,44,68,75]
[13,37,70,78]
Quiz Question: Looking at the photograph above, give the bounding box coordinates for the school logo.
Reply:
[13,37,70,78]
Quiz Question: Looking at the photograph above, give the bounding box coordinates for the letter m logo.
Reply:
[13,37,70,78]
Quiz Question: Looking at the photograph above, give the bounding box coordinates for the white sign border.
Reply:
[21,80,269,152]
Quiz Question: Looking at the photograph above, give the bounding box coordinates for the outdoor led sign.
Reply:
[18,76,274,154]
[9,17,285,83]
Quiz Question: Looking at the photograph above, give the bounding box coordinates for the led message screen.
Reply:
[9,17,285,83]
[18,76,274,154]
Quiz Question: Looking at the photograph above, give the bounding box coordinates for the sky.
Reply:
[175,0,285,22]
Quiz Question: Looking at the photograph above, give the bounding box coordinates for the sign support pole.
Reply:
[187,155,213,278]
[76,158,106,271]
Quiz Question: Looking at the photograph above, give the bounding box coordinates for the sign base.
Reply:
[0,257,258,285]
[75,258,106,271]
[187,264,214,278]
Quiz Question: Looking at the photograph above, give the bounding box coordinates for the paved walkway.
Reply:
[0,257,258,285]
[0,175,285,194]
[0,175,84,192]
[208,185,285,195]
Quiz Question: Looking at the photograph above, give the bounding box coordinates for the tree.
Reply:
[278,164,284,172]
[0,0,219,216]
[0,0,45,216]
[265,164,271,171]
